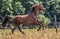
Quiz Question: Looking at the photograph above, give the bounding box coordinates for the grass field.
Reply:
[0,28,60,39]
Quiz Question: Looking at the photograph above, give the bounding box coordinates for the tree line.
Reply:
[0,0,60,26]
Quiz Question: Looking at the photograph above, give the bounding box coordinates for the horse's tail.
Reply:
[2,16,12,27]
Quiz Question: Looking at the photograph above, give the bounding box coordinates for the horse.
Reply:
[2,4,46,35]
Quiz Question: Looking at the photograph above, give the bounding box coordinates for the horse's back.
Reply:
[12,14,37,24]
[13,14,32,24]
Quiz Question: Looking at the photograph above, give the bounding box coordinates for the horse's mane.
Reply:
[31,4,40,12]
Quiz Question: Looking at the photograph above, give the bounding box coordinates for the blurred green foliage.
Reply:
[0,0,60,26]
[38,14,51,27]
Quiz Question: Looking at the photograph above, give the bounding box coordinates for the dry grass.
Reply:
[0,28,60,39]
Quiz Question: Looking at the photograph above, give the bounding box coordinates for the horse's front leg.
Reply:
[37,21,45,31]
[37,24,41,31]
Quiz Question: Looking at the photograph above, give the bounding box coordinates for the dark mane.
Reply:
[30,4,39,12]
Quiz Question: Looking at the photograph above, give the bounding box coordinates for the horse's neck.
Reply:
[33,8,39,16]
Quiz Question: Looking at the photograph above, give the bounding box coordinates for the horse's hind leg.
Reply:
[11,23,17,34]
[12,26,16,34]
[18,26,25,35]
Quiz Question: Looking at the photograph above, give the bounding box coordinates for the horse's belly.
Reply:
[19,19,33,24]
[16,18,35,24]
[13,16,37,24]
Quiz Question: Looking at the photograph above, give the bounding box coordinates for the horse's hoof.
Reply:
[11,32,14,34]
[22,33,25,35]
[37,29,40,31]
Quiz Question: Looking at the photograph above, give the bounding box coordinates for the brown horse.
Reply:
[2,4,45,35]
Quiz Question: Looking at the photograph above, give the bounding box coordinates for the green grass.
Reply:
[0,28,60,39]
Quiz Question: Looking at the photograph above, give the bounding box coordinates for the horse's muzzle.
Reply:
[43,8,46,11]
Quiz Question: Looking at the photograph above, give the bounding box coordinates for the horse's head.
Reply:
[38,4,46,11]
[31,4,46,11]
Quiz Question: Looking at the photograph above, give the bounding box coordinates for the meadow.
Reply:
[0,28,60,39]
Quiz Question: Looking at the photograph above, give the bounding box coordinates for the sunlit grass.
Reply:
[0,28,60,39]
